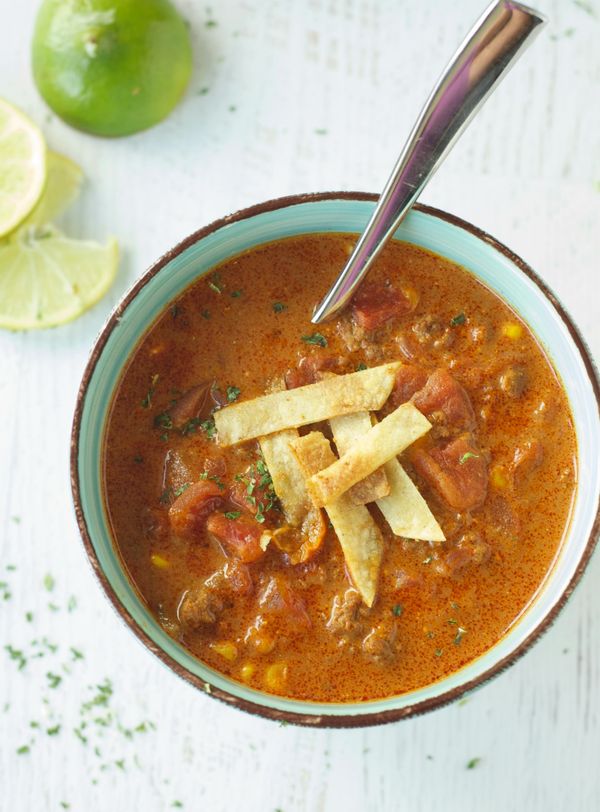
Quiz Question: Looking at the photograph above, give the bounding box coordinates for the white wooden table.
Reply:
[1,2,599,810]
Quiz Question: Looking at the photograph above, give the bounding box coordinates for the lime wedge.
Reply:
[0,98,47,238]
[20,151,83,229]
[0,226,118,330]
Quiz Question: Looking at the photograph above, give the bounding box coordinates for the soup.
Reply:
[103,234,577,702]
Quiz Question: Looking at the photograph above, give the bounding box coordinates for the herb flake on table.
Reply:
[466,757,482,769]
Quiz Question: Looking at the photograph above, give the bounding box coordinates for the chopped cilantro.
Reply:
[450,312,466,326]
[141,373,159,408]
[454,627,467,645]
[16,745,30,755]
[301,332,327,347]
[273,302,287,313]
[205,19,217,28]
[133,454,144,464]
[5,644,27,670]
[459,451,479,464]
[422,556,433,565]
[224,511,241,520]
[434,648,443,657]
[226,385,241,402]
[314,128,328,135]
[392,604,404,616]
[154,412,173,430]
[46,672,62,689]
[170,304,181,319]
[200,418,217,440]
[43,573,55,592]
[230,290,242,298]
[356,362,368,371]
[208,273,223,294]
[180,417,201,436]
[47,724,61,736]
[201,309,211,319]
[174,483,191,498]
[466,757,481,769]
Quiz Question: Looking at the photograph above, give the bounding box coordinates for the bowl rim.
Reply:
[70,191,600,728]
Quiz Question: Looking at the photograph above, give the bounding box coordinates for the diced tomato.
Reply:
[206,512,265,563]
[412,369,475,430]
[222,560,253,595]
[390,365,429,407]
[169,383,210,429]
[351,281,413,330]
[203,455,227,479]
[284,355,342,390]
[169,480,224,536]
[258,574,311,628]
[411,435,488,511]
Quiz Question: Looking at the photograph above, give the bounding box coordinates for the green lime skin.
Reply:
[32,0,193,137]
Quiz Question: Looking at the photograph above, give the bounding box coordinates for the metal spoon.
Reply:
[311,0,546,324]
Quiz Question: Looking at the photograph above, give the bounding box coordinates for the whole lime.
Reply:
[32,0,193,137]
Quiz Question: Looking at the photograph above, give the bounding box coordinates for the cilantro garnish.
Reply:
[450,312,466,326]
[208,273,223,294]
[301,333,327,347]
[459,452,479,464]
[226,385,241,402]
[224,511,241,520]
[154,412,173,430]
[141,374,160,409]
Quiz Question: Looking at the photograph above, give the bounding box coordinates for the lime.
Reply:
[0,226,118,330]
[20,151,84,229]
[0,98,47,238]
[32,0,193,137]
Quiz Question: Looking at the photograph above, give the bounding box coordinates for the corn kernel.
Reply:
[265,662,288,691]
[501,322,523,340]
[490,464,509,489]
[210,642,238,662]
[240,662,256,682]
[150,553,170,569]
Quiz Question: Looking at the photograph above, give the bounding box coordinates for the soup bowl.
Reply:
[71,192,600,727]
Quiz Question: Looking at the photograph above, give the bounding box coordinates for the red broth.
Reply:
[103,234,576,702]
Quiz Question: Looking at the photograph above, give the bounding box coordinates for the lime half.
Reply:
[0,98,47,238]
[32,0,193,137]
[0,226,118,330]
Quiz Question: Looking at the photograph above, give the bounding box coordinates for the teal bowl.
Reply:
[71,193,600,727]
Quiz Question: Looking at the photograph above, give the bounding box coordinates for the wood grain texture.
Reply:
[1,1,599,810]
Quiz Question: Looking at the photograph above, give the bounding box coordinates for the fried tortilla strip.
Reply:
[377,458,445,541]
[259,429,308,526]
[329,412,390,505]
[290,431,383,606]
[307,402,431,507]
[213,362,401,446]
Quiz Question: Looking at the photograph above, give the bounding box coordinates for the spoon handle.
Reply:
[312,1,546,324]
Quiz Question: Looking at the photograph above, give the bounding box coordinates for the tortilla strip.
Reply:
[307,402,432,508]
[329,412,390,505]
[213,362,401,446]
[289,432,383,606]
[259,429,308,526]
[377,458,445,541]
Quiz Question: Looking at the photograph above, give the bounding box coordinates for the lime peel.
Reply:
[0,98,47,238]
